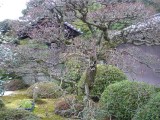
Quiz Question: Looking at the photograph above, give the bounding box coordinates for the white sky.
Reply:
[0,0,29,21]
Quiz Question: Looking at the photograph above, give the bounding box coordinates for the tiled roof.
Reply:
[111,13,160,45]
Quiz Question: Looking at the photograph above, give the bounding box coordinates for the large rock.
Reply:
[22,73,50,85]
[108,13,160,86]
[112,44,160,86]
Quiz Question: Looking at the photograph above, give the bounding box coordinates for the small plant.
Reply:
[19,100,34,111]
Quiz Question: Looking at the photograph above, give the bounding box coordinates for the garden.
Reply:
[0,0,160,120]
[1,64,160,120]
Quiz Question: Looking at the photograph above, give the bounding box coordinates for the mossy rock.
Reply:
[133,92,160,120]
[78,64,127,97]
[27,82,62,99]
[0,108,40,120]
[5,79,28,91]
[100,81,156,120]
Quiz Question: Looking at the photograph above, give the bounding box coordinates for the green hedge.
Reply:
[78,64,127,97]
[27,82,62,99]
[100,81,156,120]
[0,108,40,120]
[133,92,160,120]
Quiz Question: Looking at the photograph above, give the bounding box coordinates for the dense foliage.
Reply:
[100,81,156,120]
[64,58,84,82]
[132,92,160,120]
[78,64,127,97]
[27,82,62,99]
[62,57,86,93]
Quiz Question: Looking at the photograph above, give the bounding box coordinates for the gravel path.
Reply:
[3,91,16,96]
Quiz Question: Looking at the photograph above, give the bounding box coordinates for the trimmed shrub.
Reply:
[27,82,62,99]
[0,99,5,108]
[0,108,40,120]
[100,81,156,120]
[78,64,127,97]
[133,92,160,120]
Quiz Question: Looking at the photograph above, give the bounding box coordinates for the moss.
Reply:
[34,99,64,120]
[19,39,29,45]
[133,92,160,120]
[2,93,29,109]
[2,90,64,120]
[100,81,156,120]
[78,64,127,97]
[72,20,92,39]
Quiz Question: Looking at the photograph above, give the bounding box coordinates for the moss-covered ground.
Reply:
[1,90,64,120]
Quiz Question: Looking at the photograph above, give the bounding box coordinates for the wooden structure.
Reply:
[64,22,83,39]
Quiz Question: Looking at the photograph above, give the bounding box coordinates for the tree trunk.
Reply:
[84,51,97,99]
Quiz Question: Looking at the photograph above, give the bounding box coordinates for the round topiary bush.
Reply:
[78,64,127,97]
[0,108,40,120]
[100,81,156,120]
[132,92,160,120]
[27,82,62,99]
[0,99,5,108]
